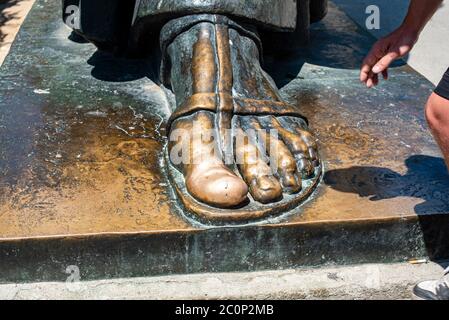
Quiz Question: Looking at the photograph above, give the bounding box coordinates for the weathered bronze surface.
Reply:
[0,1,448,282]
[62,1,327,220]
[161,14,321,220]
[0,0,443,235]
[167,24,249,210]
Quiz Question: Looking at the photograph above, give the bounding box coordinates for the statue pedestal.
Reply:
[1,1,448,282]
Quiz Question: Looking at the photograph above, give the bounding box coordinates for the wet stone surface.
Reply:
[0,1,448,281]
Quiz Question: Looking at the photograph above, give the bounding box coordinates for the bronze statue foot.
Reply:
[169,111,249,208]
[235,115,319,204]
[161,15,321,223]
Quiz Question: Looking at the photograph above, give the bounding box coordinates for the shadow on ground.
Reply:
[86,50,158,83]
[324,155,449,215]
[325,155,449,264]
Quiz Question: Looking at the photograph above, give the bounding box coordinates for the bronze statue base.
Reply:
[0,1,448,282]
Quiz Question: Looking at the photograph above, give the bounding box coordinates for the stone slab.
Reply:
[0,1,448,283]
[1,261,447,300]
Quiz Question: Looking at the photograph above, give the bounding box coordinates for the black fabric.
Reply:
[62,0,136,53]
[310,0,328,23]
[62,0,328,57]
[435,68,449,100]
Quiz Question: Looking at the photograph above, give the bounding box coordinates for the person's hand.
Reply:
[360,27,419,88]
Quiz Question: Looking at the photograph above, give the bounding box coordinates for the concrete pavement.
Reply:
[0,0,34,66]
[0,261,446,300]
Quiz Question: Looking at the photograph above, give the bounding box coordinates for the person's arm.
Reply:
[360,0,443,88]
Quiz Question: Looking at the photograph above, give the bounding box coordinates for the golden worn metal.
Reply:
[163,17,321,221]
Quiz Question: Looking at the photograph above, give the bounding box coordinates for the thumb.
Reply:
[372,52,399,74]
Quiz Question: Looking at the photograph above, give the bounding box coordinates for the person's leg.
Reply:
[425,94,449,167]
[414,71,449,300]
[425,68,449,167]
